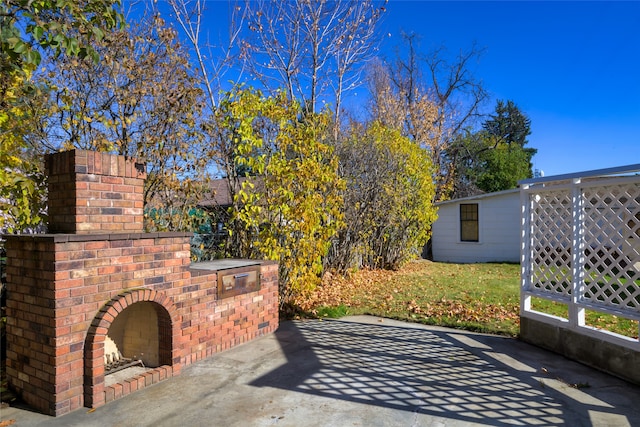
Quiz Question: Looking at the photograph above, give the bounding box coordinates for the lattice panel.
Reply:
[528,189,572,298]
[582,183,640,312]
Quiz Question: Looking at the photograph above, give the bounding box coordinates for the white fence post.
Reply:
[520,183,532,314]
[569,178,585,328]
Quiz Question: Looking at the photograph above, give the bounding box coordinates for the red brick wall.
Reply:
[4,150,279,416]
[5,234,278,415]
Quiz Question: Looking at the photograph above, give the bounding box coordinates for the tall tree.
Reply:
[423,40,488,200]
[369,33,487,201]
[483,99,531,147]
[166,0,248,110]
[40,13,208,232]
[478,99,536,192]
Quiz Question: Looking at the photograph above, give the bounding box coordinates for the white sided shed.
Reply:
[431,189,520,263]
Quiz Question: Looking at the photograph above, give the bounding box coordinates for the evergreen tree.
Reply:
[450,100,537,197]
[483,99,532,147]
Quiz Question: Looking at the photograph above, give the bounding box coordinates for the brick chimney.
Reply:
[45,149,146,234]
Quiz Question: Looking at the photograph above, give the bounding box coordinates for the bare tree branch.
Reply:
[239,0,386,132]
[167,0,247,110]
[369,33,488,201]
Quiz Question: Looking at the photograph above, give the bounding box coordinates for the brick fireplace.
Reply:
[3,150,279,416]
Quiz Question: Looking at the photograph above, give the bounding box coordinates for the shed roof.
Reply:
[435,188,520,207]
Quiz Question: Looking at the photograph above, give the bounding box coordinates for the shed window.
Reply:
[460,203,479,242]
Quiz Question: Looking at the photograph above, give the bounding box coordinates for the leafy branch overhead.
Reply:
[0,0,123,234]
[1,0,123,69]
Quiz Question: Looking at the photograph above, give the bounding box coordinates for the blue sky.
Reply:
[380,1,640,177]
[157,1,639,178]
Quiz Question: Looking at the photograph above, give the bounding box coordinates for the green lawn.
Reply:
[298,260,639,339]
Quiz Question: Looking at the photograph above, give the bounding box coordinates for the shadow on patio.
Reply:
[251,317,636,426]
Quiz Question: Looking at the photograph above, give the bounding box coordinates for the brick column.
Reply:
[45,150,146,234]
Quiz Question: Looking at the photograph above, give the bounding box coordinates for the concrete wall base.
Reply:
[520,316,640,385]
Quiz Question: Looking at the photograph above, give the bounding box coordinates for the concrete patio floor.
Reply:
[2,315,640,426]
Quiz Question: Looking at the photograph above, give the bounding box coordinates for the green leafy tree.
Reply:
[475,139,535,193]
[1,0,123,70]
[477,100,536,192]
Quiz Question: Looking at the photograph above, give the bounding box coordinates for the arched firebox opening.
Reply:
[105,302,161,377]
[84,290,179,408]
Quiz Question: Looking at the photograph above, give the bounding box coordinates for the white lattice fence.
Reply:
[521,167,640,348]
